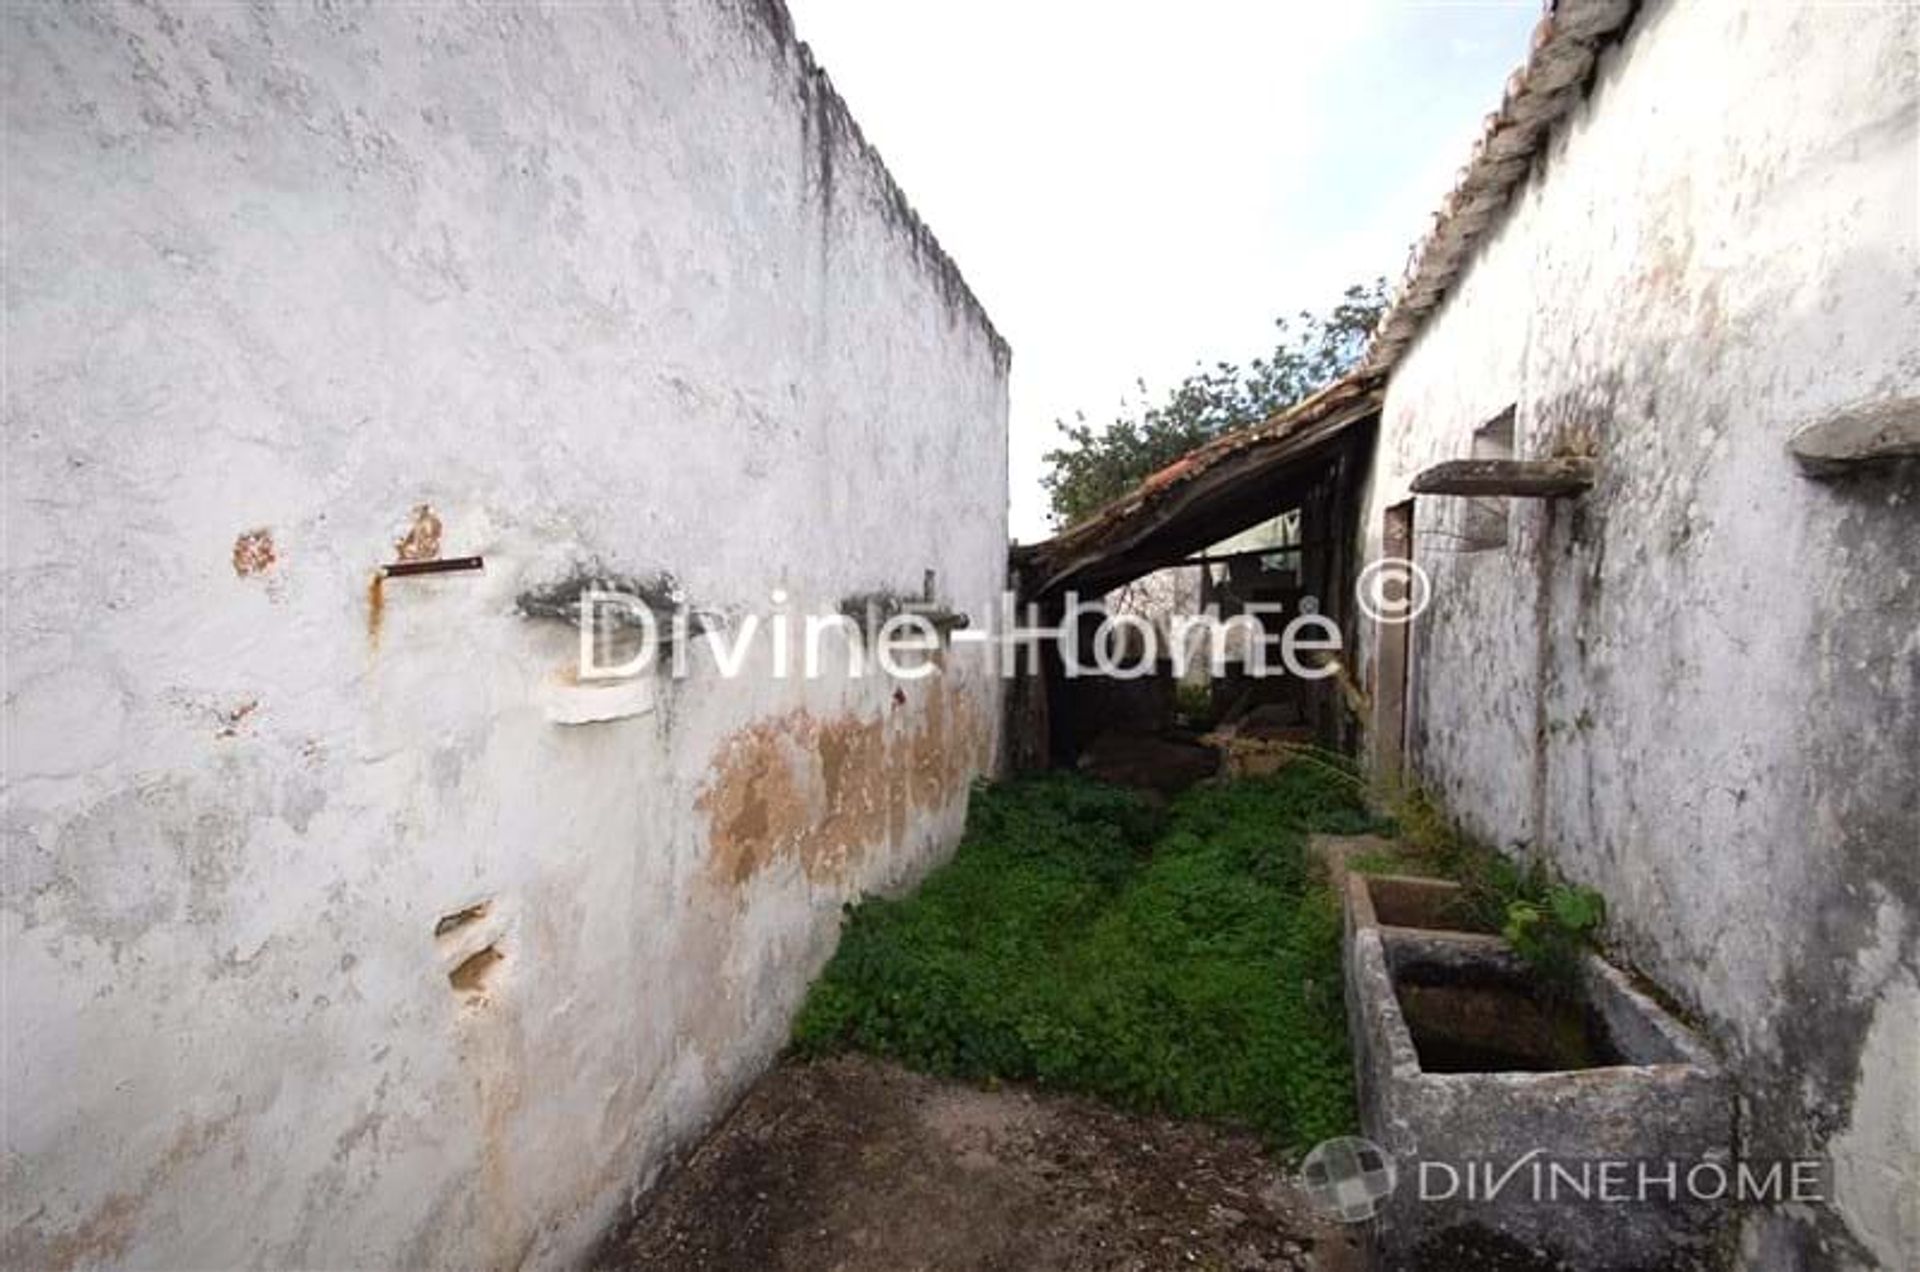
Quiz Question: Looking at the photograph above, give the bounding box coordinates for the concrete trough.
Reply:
[1342,874,1734,1271]
[1342,870,1497,936]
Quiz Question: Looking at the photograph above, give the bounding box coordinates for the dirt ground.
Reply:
[591,1055,1367,1272]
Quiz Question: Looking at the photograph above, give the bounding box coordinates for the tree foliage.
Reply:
[1041,279,1390,529]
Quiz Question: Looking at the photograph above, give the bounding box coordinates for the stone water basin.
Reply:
[1341,873,1734,1271]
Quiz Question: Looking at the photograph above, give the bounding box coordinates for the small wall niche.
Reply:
[1460,405,1517,551]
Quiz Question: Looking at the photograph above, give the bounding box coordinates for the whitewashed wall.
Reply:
[1358,3,1918,1268]
[2,3,1008,1268]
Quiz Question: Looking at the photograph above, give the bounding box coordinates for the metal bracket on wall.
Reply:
[381,556,485,578]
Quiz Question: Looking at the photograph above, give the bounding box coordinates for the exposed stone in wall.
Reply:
[393,504,444,563]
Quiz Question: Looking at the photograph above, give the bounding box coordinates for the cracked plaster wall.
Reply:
[2,3,1008,1268]
[1357,2,1918,1267]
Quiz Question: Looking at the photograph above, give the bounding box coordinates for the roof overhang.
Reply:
[1017,1,1644,601]
[1018,372,1384,599]
[1364,0,1639,375]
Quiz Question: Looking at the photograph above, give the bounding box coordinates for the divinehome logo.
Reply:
[1301,1137,1400,1222]
[573,558,1433,684]
[1298,1139,1834,1225]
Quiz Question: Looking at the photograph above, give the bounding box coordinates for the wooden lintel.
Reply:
[1410,456,1596,498]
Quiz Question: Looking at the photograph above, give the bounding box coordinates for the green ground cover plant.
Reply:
[792,764,1382,1155]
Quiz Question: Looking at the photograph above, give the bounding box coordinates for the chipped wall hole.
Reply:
[232,528,276,576]
[215,699,259,738]
[449,944,504,996]
[434,900,491,939]
[395,503,443,562]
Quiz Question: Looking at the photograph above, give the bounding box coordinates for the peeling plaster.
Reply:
[1356,3,1919,1267]
[0,1,1009,1267]
[697,681,988,890]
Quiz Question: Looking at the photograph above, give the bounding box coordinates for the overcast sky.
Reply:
[784,1,1541,543]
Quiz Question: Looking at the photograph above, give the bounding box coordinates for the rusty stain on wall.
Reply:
[365,573,385,649]
[231,528,276,576]
[455,989,535,1271]
[365,505,447,650]
[699,718,808,887]
[394,504,443,562]
[811,714,889,880]
[697,683,988,890]
[5,1109,238,1272]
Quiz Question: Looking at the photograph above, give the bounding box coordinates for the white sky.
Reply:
[783,1,1541,543]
